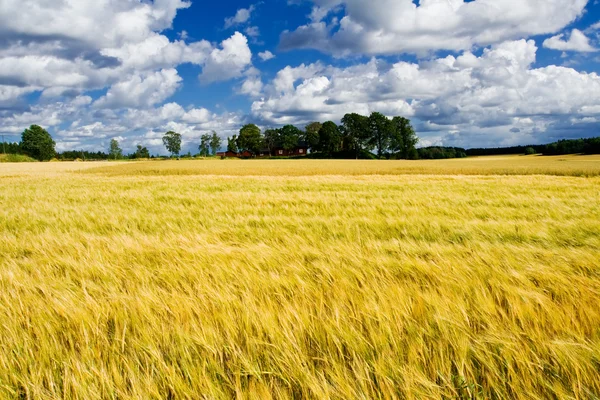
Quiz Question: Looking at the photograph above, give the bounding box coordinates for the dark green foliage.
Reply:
[227,135,239,153]
[318,121,342,156]
[467,145,543,156]
[199,134,211,157]
[392,117,418,159]
[543,137,600,155]
[163,131,182,157]
[263,129,279,154]
[417,147,467,159]
[109,139,123,160]
[524,147,537,155]
[58,150,109,160]
[368,112,393,159]
[304,122,322,151]
[280,125,303,151]
[262,125,303,155]
[21,125,56,161]
[341,113,370,158]
[236,124,263,155]
[2,142,22,154]
[467,137,600,156]
[132,145,150,159]
[306,149,377,159]
[210,131,222,155]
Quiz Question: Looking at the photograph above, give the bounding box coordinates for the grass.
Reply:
[0,157,599,399]
[0,154,37,163]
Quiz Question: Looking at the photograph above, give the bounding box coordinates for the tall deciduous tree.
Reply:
[135,145,150,159]
[21,125,55,161]
[109,138,123,160]
[236,124,263,156]
[304,122,322,151]
[392,116,418,159]
[280,125,302,151]
[210,131,222,155]
[162,131,182,157]
[227,135,239,153]
[263,129,280,155]
[199,134,211,157]
[341,113,370,159]
[318,121,342,156]
[368,112,393,159]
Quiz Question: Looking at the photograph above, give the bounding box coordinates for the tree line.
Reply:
[6,123,600,162]
[220,113,419,159]
[466,137,600,157]
[1,125,155,161]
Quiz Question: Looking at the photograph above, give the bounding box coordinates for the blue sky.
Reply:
[1,0,600,154]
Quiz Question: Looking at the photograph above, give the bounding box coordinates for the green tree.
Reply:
[236,124,263,156]
[263,128,280,155]
[227,135,239,153]
[524,147,536,155]
[304,122,322,151]
[162,131,182,157]
[134,145,150,159]
[210,131,222,155]
[392,117,418,159]
[318,121,342,156]
[109,138,123,160]
[368,112,393,159]
[21,125,55,161]
[280,125,302,151]
[341,113,370,158]
[199,134,211,157]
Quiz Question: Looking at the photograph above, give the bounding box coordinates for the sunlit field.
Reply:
[1,156,600,399]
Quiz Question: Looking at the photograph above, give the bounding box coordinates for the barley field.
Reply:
[1,156,600,399]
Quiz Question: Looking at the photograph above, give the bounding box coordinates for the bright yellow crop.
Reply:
[1,156,599,399]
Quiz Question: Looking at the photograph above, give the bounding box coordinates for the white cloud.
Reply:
[252,40,600,146]
[239,68,264,97]
[0,0,191,52]
[258,51,276,61]
[543,29,597,52]
[0,85,38,103]
[280,0,589,56]
[224,5,256,28]
[0,97,244,154]
[245,26,261,38]
[94,69,183,109]
[0,0,253,105]
[199,33,253,84]
[101,35,213,71]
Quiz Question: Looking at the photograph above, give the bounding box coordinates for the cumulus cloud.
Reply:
[0,0,256,152]
[252,40,600,147]
[0,0,191,51]
[0,0,253,104]
[543,29,597,52]
[239,67,264,97]
[199,33,253,84]
[94,69,183,109]
[258,51,276,61]
[224,5,256,28]
[245,26,261,38]
[280,0,589,56]
[0,95,244,153]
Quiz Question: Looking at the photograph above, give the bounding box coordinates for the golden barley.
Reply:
[0,157,599,399]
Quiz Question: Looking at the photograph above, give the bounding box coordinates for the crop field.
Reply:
[1,155,600,399]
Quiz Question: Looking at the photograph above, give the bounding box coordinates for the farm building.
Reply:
[271,146,308,157]
[217,146,308,158]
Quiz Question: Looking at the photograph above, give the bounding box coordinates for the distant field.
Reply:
[1,157,599,399]
[78,154,600,177]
